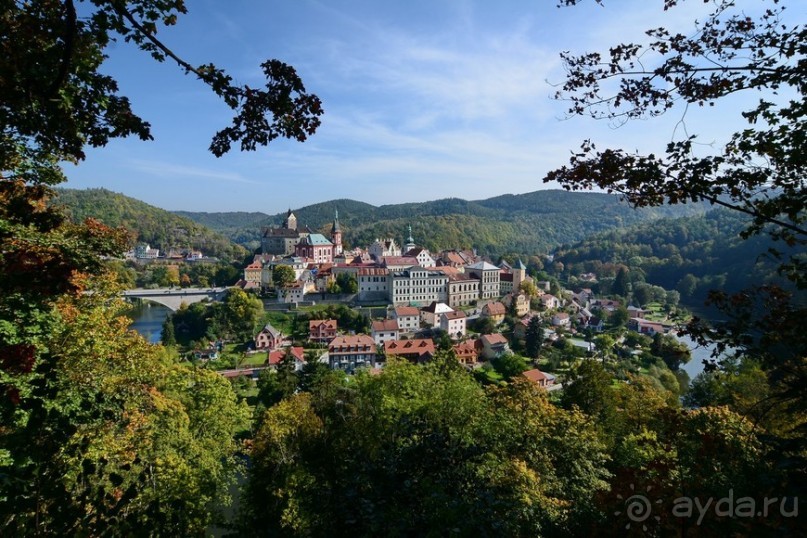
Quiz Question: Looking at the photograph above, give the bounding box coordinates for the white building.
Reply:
[390,306,420,333]
[368,238,402,260]
[357,267,389,301]
[440,310,467,339]
[405,247,436,268]
[447,274,480,307]
[388,267,449,306]
[371,319,400,346]
[465,261,501,300]
[420,301,454,327]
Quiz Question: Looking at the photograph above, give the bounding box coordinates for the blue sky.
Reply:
[65,0,758,213]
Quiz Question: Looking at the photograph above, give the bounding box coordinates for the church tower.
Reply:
[403,224,416,253]
[330,209,343,256]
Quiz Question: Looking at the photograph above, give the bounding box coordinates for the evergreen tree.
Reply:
[525,316,544,358]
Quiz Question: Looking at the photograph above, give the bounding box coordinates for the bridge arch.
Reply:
[122,288,229,312]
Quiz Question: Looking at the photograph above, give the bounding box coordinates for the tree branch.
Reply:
[47,0,77,98]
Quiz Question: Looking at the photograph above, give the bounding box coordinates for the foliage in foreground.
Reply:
[1,276,249,534]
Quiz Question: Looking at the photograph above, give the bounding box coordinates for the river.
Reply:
[127,301,172,344]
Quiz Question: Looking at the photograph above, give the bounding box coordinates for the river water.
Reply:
[127,302,172,344]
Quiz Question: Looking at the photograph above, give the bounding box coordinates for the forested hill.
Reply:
[553,207,801,303]
[177,191,709,256]
[53,188,248,261]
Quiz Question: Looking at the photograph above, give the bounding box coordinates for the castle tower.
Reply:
[284,208,297,231]
[330,209,343,256]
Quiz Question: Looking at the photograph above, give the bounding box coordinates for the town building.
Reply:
[309,319,337,343]
[479,333,510,360]
[522,368,556,388]
[480,301,507,325]
[440,310,467,339]
[255,323,283,350]
[420,301,454,327]
[453,340,479,366]
[371,319,399,346]
[446,273,480,307]
[357,267,389,302]
[328,335,377,373]
[266,347,306,370]
[330,210,343,256]
[388,267,449,306]
[295,233,334,264]
[383,339,435,364]
[466,261,501,300]
[368,238,401,260]
[390,306,420,333]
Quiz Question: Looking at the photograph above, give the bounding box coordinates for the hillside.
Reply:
[53,188,248,262]
[553,207,801,302]
[180,190,708,256]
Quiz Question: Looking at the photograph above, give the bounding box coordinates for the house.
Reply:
[328,335,377,373]
[278,282,305,304]
[368,238,402,260]
[522,368,556,388]
[502,292,530,317]
[453,339,480,366]
[309,319,337,343]
[629,318,666,336]
[595,299,622,312]
[513,314,539,340]
[382,256,420,271]
[627,306,648,319]
[391,306,420,333]
[243,260,262,285]
[480,301,506,325]
[371,319,399,346]
[255,323,283,350]
[440,310,467,339]
[384,339,435,364]
[420,301,454,327]
[539,294,562,310]
[404,247,436,268]
[266,346,306,370]
[479,333,510,360]
[551,312,571,328]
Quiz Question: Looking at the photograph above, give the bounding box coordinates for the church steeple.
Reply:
[330,209,343,256]
[404,224,416,253]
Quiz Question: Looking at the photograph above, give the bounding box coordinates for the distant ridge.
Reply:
[54,188,709,258]
[178,190,707,256]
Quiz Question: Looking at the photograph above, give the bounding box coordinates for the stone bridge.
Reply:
[122,287,229,311]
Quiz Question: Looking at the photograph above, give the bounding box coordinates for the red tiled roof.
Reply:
[522,368,551,383]
[482,302,506,316]
[384,338,435,357]
[372,319,399,332]
[267,346,305,366]
[309,319,337,331]
[481,333,508,345]
[328,335,377,353]
[442,310,466,320]
[394,306,420,317]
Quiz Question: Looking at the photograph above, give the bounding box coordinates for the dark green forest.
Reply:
[553,208,803,303]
